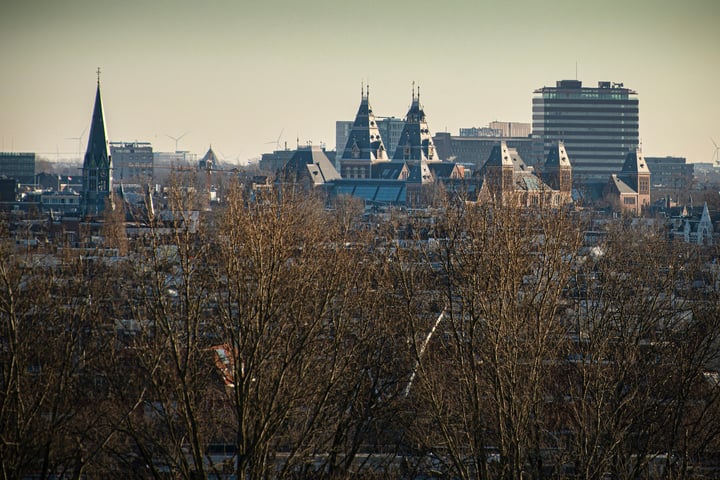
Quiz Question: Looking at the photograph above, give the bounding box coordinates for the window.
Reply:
[624,196,636,205]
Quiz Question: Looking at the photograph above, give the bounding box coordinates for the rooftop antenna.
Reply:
[166,132,188,152]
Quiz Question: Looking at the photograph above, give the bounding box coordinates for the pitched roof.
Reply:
[83,82,110,171]
[608,174,636,194]
[284,146,341,185]
[621,148,650,175]
[199,146,219,169]
[544,141,571,169]
[392,85,440,162]
[340,86,389,162]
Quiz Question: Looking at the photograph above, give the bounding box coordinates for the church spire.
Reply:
[81,70,112,217]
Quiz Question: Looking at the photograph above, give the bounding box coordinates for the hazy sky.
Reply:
[1,0,719,165]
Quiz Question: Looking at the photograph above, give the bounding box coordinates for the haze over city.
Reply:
[1,0,718,165]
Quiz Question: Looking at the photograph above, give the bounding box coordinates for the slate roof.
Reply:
[392,85,440,162]
[544,141,571,169]
[83,82,110,172]
[340,86,389,162]
[608,174,636,194]
[283,146,341,185]
[371,161,408,180]
[621,148,650,175]
[200,146,219,169]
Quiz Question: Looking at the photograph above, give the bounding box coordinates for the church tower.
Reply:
[339,85,389,178]
[392,84,440,163]
[81,70,112,217]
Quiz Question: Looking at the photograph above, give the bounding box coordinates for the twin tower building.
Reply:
[335,85,574,207]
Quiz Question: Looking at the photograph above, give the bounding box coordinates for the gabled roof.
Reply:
[83,82,110,171]
[407,159,434,183]
[371,161,409,180]
[340,85,389,162]
[427,162,461,179]
[607,174,636,194]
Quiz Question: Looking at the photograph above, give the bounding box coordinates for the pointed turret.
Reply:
[339,85,389,178]
[543,141,572,193]
[619,148,650,196]
[81,72,112,217]
[200,145,219,170]
[392,84,440,163]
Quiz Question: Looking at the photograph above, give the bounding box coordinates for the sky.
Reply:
[1,0,719,165]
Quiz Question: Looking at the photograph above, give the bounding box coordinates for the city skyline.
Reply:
[1,0,718,165]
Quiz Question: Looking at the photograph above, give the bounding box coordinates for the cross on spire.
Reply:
[96,67,101,86]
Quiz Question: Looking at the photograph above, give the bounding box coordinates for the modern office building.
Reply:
[532,80,639,185]
[0,152,35,183]
[110,141,153,182]
[645,156,693,191]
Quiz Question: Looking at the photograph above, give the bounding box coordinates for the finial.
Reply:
[361,80,364,99]
[417,83,421,102]
[412,81,415,100]
[96,67,101,86]
[366,83,370,98]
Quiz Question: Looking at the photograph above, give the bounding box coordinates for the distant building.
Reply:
[376,117,405,157]
[533,80,639,185]
[645,156,693,196]
[433,133,535,171]
[474,141,572,207]
[604,148,651,215]
[281,145,341,188]
[0,152,35,183]
[488,121,531,138]
[110,141,153,183]
[259,148,296,175]
[392,86,440,163]
[338,86,391,179]
[81,76,112,217]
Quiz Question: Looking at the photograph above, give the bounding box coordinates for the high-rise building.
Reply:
[532,80,639,185]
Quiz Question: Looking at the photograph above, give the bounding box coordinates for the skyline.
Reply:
[1,0,719,165]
